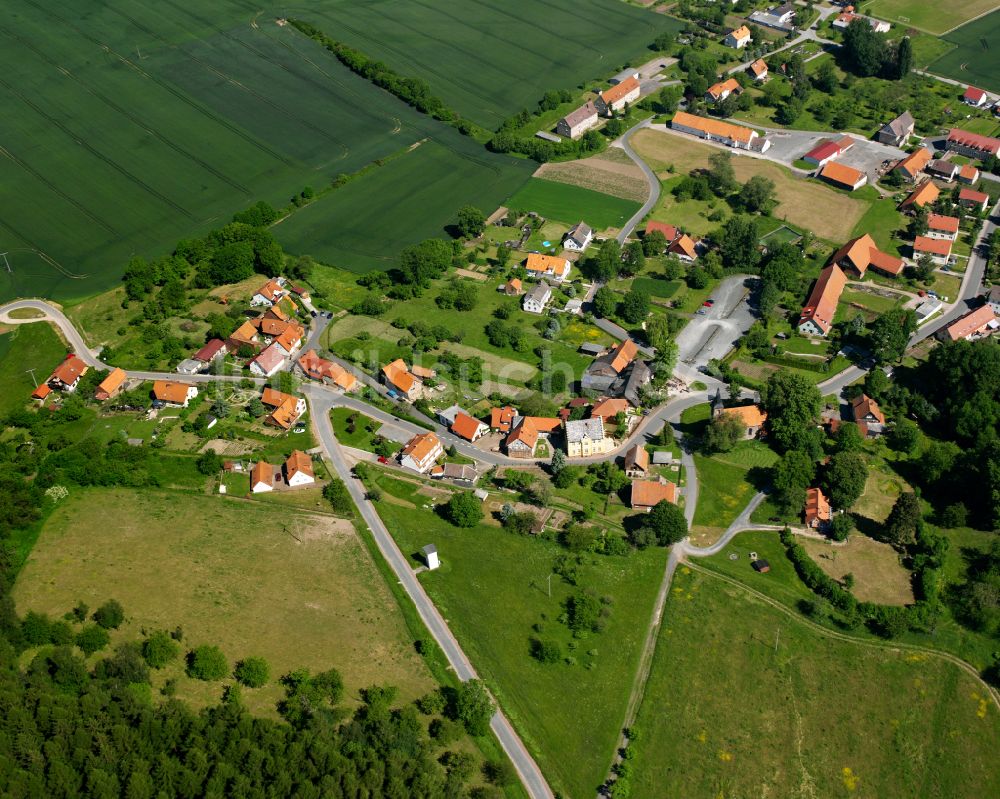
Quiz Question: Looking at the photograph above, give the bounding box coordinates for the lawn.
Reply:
[629,568,1000,799]
[274,137,533,273]
[331,407,397,454]
[799,535,915,606]
[927,10,1000,92]
[851,196,907,253]
[12,488,435,717]
[691,441,776,545]
[631,129,872,242]
[368,473,667,799]
[295,0,683,128]
[631,276,682,299]
[0,321,68,415]
[866,0,998,35]
[507,178,641,232]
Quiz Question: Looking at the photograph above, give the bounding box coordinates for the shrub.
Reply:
[233,656,271,688]
[529,637,562,664]
[186,645,229,681]
[92,600,125,630]
[142,630,180,669]
[75,624,110,656]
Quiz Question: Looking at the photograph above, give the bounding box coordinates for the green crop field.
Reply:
[507,178,641,231]
[297,0,683,128]
[865,0,999,35]
[369,473,666,799]
[628,568,1000,799]
[927,10,1000,92]
[274,138,533,272]
[0,0,531,302]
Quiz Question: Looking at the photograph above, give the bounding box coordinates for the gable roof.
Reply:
[525,253,569,275]
[566,417,606,443]
[799,264,847,335]
[608,339,638,374]
[927,214,959,233]
[947,128,1000,156]
[525,282,552,305]
[706,77,741,100]
[899,178,939,210]
[402,432,440,463]
[831,234,904,276]
[624,444,649,472]
[645,220,678,241]
[261,387,295,408]
[964,86,987,104]
[804,487,831,521]
[566,221,592,243]
[251,461,272,488]
[600,76,640,105]
[32,383,52,400]
[284,450,313,481]
[50,354,87,386]
[250,343,285,374]
[562,101,599,127]
[894,147,931,176]
[719,404,768,427]
[669,234,698,259]
[451,411,485,441]
[490,405,518,431]
[254,279,285,302]
[229,320,259,344]
[820,161,866,188]
[95,367,127,398]
[959,187,989,205]
[748,59,768,77]
[382,358,417,394]
[194,339,226,362]
[264,305,289,323]
[631,479,678,507]
[505,417,561,451]
[671,111,755,144]
[851,394,885,425]
[913,235,952,257]
[274,323,304,352]
[804,136,853,163]
[268,396,302,429]
[590,397,629,419]
[152,380,193,404]
[880,111,913,138]
[959,164,980,182]
[942,305,996,341]
[728,25,751,40]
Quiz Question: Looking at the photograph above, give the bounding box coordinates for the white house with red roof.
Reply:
[963,86,989,108]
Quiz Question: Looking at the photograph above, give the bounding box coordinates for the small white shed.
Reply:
[422,544,439,571]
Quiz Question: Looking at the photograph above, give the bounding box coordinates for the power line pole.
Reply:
[25,367,38,387]
[774,627,781,653]
[1,252,11,273]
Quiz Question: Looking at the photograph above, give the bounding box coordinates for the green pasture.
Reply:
[298,0,683,128]
[274,138,532,272]
[927,10,1000,93]
[368,472,667,799]
[629,568,1000,799]
[0,322,67,416]
[866,0,998,36]
[507,179,641,231]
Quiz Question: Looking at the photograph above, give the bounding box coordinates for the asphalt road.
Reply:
[614,118,661,244]
[306,387,555,799]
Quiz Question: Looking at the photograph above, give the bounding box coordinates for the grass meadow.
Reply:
[12,488,435,717]
[629,567,1000,799]
[368,472,667,799]
[507,178,642,232]
[0,321,68,415]
[927,10,1000,92]
[296,0,683,128]
[865,0,998,35]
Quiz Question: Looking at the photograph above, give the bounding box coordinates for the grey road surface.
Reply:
[614,119,661,244]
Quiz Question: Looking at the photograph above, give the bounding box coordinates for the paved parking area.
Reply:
[674,276,756,378]
[755,127,906,181]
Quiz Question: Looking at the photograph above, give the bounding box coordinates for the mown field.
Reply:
[0,321,67,415]
[369,472,667,799]
[927,9,1000,93]
[865,0,998,35]
[275,138,533,272]
[507,178,641,231]
[629,568,1000,799]
[13,488,435,717]
[296,0,683,128]
[0,0,531,301]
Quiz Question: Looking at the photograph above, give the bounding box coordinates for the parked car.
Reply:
[377,456,390,464]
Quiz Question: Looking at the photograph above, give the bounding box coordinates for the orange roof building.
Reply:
[273,323,304,355]
[451,411,487,442]
[798,265,847,337]
[525,253,571,281]
[851,394,885,425]
[31,383,52,401]
[490,406,518,433]
[939,305,996,342]
[748,59,768,80]
[283,450,315,486]
[669,233,698,261]
[830,234,904,278]
[505,278,522,296]
[894,148,932,180]
[671,111,759,149]
[624,443,650,476]
[48,354,88,390]
[958,164,980,184]
[926,214,959,238]
[596,76,640,115]
[913,235,952,261]
[630,479,678,511]
[152,380,197,407]
[590,398,629,420]
[260,388,306,429]
[804,487,831,528]
[251,461,273,493]
[899,178,939,212]
[718,405,768,437]
[504,417,562,458]
[381,358,420,399]
[400,432,443,473]
[820,161,868,191]
[95,367,127,401]
[706,77,741,102]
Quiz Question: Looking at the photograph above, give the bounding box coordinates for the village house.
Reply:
[946,128,1000,161]
[249,343,285,378]
[451,411,488,443]
[193,339,226,364]
[525,252,571,282]
[556,101,600,139]
[798,264,847,337]
[175,358,205,376]
[644,221,679,247]
[833,11,889,32]
[94,367,127,401]
[963,86,989,108]
[938,305,997,342]
[987,285,1000,315]
[595,76,640,116]
[610,68,639,85]
[504,278,523,296]
[523,282,553,314]
[851,393,886,437]
[630,479,678,512]
[255,306,291,337]
[876,111,914,147]
[261,387,306,430]
[894,147,932,181]
[250,277,288,307]
[582,339,637,393]
[913,235,952,266]
[296,349,357,391]
[282,450,315,487]
[400,432,444,474]
[490,405,518,434]
[926,159,959,182]
[716,404,768,439]
[381,358,421,401]
[590,397,629,422]
[958,188,990,213]
[830,234,905,278]
[226,320,260,354]
[749,3,796,31]
[565,417,614,458]
[958,164,980,184]
[250,461,274,493]
[926,214,959,241]
[624,443,650,479]
[152,380,198,408]
[747,59,768,82]
[802,136,854,168]
[724,25,751,49]
[563,221,593,252]
[705,77,741,104]
[819,161,867,191]
[915,297,943,322]
[899,178,940,213]
[670,234,699,262]
[504,417,561,458]
[47,354,88,392]
[804,487,831,530]
[431,463,478,484]
[671,111,769,152]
